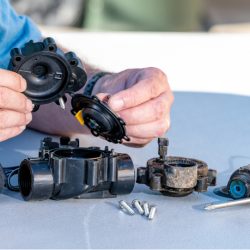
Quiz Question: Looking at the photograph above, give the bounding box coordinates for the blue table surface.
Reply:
[1,91,250,249]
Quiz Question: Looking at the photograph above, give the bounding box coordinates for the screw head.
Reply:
[132,199,140,206]
[119,200,125,209]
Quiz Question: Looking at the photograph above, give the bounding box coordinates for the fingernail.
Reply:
[109,98,124,111]
[26,99,33,112]
[103,94,111,104]
[26,113,32,124]
[20,125,26,131]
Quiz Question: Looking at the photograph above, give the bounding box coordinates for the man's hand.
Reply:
[93,67,174,146]
[0,69,33,142]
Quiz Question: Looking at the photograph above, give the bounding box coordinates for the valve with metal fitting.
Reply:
[137,138,217,197]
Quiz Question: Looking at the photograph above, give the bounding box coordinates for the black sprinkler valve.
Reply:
[137,138,217,197]
[18,137,135,201]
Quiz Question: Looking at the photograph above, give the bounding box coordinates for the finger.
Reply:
[126,116,170,139]
[0,87,33,113]
[0,69,26,92]
[0,110,32,129]
[109,77,168,112]
[123,136,154,147]
[118,92,171,125]
[0,126,26,142]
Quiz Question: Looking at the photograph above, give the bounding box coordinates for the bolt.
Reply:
[132,199,144,215]
[119,200,135,215]
[58,97,66,110]
[158,138,169,160]
[143,202,150,217]
[148,206,157,220]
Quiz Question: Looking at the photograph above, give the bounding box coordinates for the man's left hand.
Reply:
[92,67,174,147]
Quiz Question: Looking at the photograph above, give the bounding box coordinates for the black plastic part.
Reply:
[18,137,135,201]
[8,37,87,110]
[137,138,217,197]
[214,165,250,199]
[71,94,129,144]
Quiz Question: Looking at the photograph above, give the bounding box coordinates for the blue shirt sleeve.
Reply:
[0,0,42,69]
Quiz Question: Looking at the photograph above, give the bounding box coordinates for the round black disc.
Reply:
[71,94,129,144]
[9,38,87,109]
[16,53,70,104]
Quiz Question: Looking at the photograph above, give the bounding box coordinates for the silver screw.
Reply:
[132,199,144,215]
[58,97,66,110]
[204,197,250,211]
[143,202,150,217]
[119,200,135,215]
[148,205,157,220]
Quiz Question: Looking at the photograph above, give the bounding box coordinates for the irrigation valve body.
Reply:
[18,137,135,201]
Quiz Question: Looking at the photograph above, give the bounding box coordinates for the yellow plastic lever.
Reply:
[75,110,84,126]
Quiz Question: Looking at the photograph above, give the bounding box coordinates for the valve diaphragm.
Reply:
[9,37,87,111]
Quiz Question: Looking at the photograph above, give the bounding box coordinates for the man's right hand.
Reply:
[0,69,33,142]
